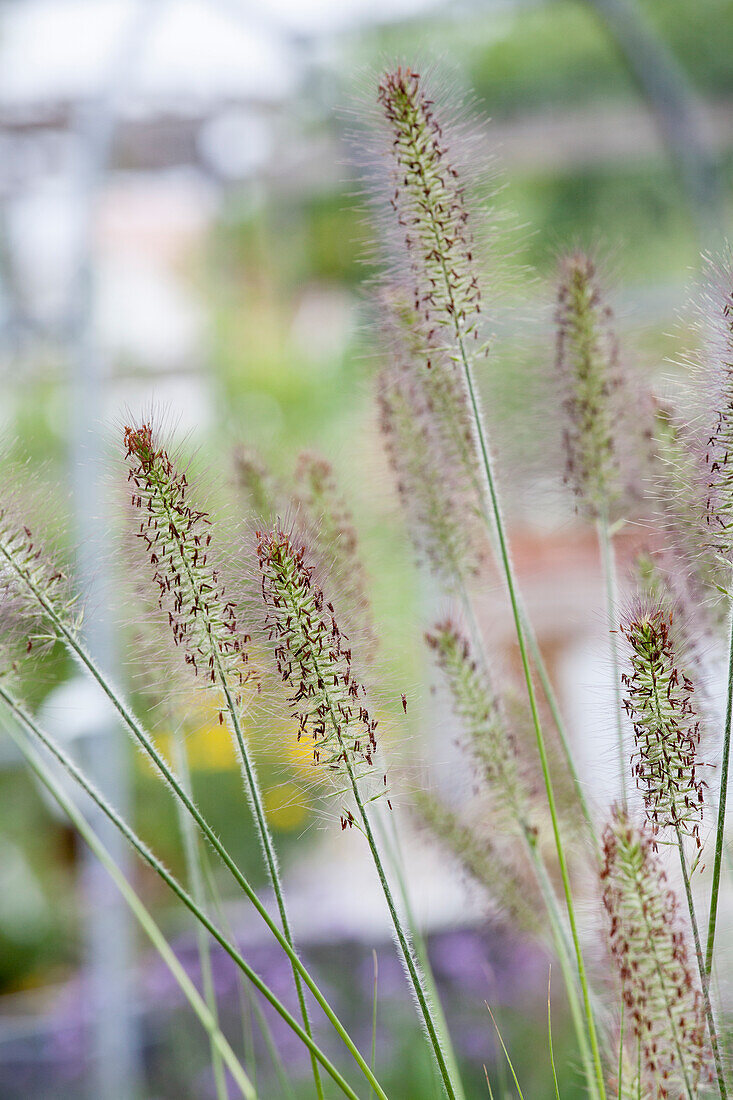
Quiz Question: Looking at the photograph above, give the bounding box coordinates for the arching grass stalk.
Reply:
[675,826,728,1099]
[4,720,257,1100]
[0,683,387,1100]
[375,813,466,1100]
[426,619,599,1100]
[123,422,324,1100]
[256,526,460,1100]
[0,516,387,1098]
[706,608,733,977]
[597,510,627,809]
[170,733,229,1100]
[376,67,606,1098]
[201,854,297,1100]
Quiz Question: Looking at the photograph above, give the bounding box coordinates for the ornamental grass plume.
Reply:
[255,522,384,810]
[378,365,483,592]
[124,422,254,701]
[0,499,77,650]
[700,256,733,561]
[413,789,541,935]
[293,451,377,657]
[650,399,729,631]
[380,284,481,494]
[375,67,484,356]
[554,251,623,519]
[620,596,707,848]
[425,619,529,831]
[600,807,709,1099]
[233,444,280,521]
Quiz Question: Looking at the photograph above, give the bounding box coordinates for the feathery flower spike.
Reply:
[124,422,254,700]
[377,68,483,353]
[601,807,709,1098]
[555,252,622,517]
[413,789,540,933]
[0,504,77,649]
[378,367,481,590]
[426,619,528,829]
[256,524,386,811]
[620,596,707,848]
[294,452,376,656]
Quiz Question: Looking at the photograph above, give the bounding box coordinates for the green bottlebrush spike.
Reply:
[555,252,622,518]
[256,524,387,818]
[378,367,482,591]
[413,789,540,933]
[124,422,255,699]
[233,444,280,521]
[425,619,529,830]
[0,504,78,652]
[601,807,710,1098]
[381,284,480,496]
[620,597,708,847]
[293,452,376,657]
[377,68,484,354]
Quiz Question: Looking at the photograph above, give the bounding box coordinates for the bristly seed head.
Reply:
[293,452,376,657]
[601,807,709,1097]
[377,67,483,353]
[0,505,76,651]
[378,367,482,591]
[555,252,621,517]
[425,619,528,828]
[256,525,387,823]
[124,422,254,701]
[620,596,707,848]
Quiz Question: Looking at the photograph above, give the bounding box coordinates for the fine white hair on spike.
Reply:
[554,250,624,518]
[620,593,709,848]
[601,807,710,1097]
[255,522,388,823]
[124,420,256,701]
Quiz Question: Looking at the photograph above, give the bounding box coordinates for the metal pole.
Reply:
[67,5,163,1097]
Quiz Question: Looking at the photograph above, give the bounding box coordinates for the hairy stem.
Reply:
[597,511,627,809]
[457,350,606,1099]
[675,828,728,1099]
[0,681,387,1100]
[345,759,456,1100]
[171,734,229,1100]
[6,721,257,1100]
[376,814,467,1100]
[706,607,733,977]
